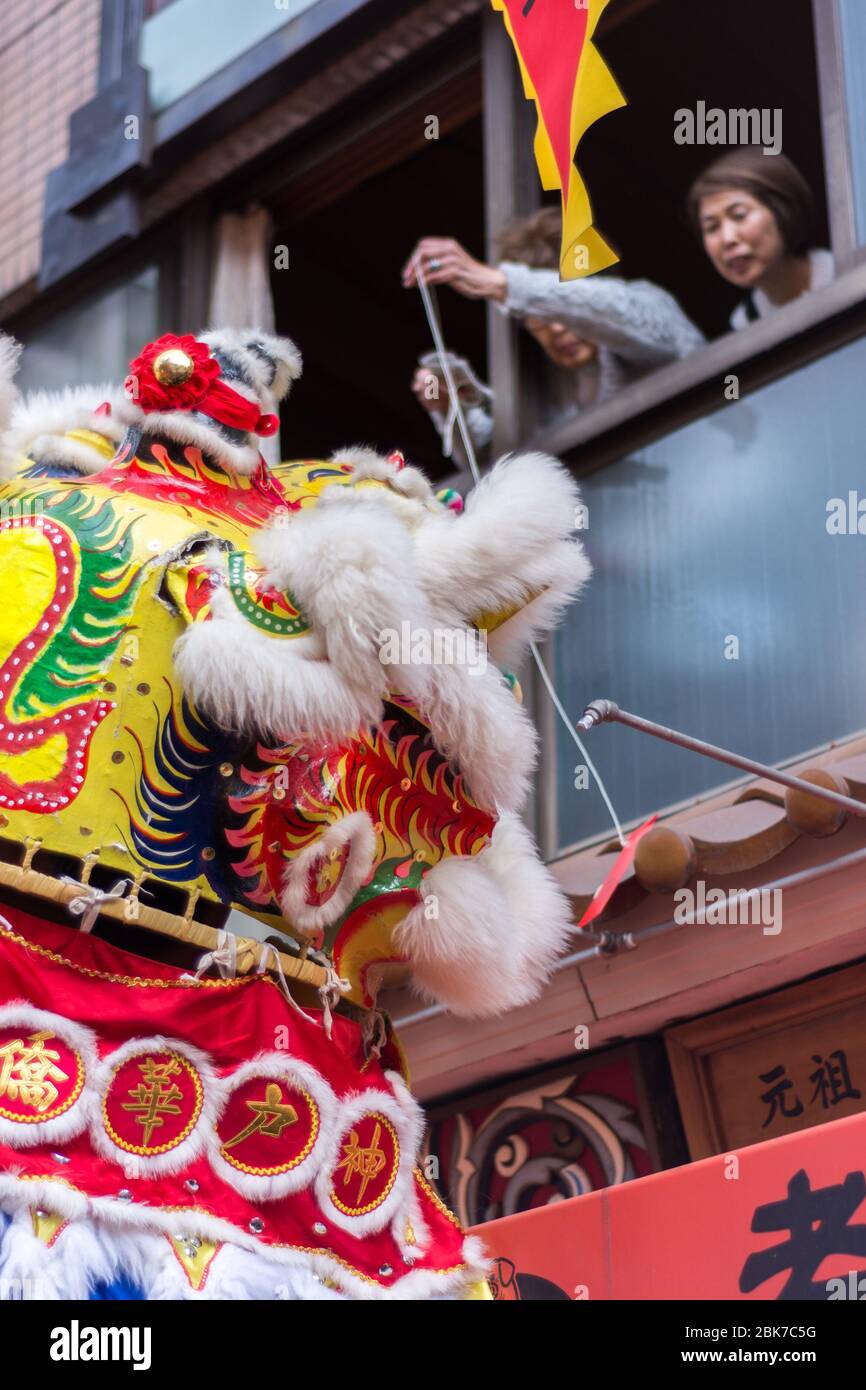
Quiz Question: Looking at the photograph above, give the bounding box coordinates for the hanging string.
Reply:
[414,269,484,488]
[255,940,318,1023]
[529,639,624,847]
[413,258,626,847]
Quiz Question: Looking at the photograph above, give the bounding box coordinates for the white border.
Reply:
[92,1035,221,1178]
[281,812,377,935]
[208,1052,339,1202]
[0,1002,98,1149]
[315,1083,421,1239]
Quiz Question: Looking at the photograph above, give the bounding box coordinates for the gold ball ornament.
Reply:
[153,348,195,386]
[634,825,697,892]
[784,768,850,838]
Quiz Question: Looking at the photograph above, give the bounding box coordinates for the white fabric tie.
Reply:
[191,928,237,981]
[317,961,352,1040]
[256,941,317,1024]
[60,877,132,934]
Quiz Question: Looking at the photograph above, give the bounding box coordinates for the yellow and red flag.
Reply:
[491,0,625,279]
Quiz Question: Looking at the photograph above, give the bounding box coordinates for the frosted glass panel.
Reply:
[555,334,866,850]
[142,0,322,111]
[16,267,160,395]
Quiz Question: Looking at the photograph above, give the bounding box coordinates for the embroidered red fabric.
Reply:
[0,907,469,1294]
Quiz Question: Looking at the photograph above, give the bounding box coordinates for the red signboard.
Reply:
[471,1109,866,1300]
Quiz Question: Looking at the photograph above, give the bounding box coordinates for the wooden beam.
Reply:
[0,859,327,988]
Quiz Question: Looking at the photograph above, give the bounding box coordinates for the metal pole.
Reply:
[394,843,866,1030]
[577,700,866,818]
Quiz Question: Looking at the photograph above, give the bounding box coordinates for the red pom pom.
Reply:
[255,413,280,437]
[124,334,220,413]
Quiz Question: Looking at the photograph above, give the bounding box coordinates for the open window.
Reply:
[484,0,833,456]
[582,0,829,341]
[242,53,485,484]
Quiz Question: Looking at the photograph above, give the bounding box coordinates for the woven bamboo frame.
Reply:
[0,851,327,989]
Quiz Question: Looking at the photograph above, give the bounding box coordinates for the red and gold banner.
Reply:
[472,1107,866,1299]
[0,907,482,1298]
[491,0,625,278]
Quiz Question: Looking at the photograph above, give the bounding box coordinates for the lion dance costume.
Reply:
[0,328,589,1299]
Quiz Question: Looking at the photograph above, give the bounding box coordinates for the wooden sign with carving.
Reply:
[665,963,866,1160]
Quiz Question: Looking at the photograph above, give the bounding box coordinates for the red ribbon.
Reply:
[577,814,658,930]
[197,379,279,437]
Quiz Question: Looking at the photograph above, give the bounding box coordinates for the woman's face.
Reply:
[524,317,599,370]
[698,188,788,289]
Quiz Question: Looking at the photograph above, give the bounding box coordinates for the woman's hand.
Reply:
[402,238,508,301]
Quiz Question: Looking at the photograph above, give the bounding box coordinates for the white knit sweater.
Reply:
[430,263,704,452]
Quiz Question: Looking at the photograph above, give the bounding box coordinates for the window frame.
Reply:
[812,0,860,272]
[482,0,866,472]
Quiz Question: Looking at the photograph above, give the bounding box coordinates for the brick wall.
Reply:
[0,0,101,306]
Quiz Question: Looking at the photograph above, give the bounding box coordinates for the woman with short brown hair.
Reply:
[687,149,833,330]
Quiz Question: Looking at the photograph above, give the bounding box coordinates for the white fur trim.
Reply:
[0,1170,89,1222]
[384,1071,432,1258]
[0,1206,115,1300]
[487,539,590,668]
[0,1184,483,1301]
[460,1233,492,1284]
[0,1002,99,1148]
[324,477,432,533]
[414,451,592,664]
[315,1085,422,1240]
[325,449,438,531]
[0,1200,486,1299]
[280,812,377,934]
[0,336,22,478]
[0,1139,483,1300]
[329,445,386,471]
[330,445,438,504]
[151,1233,346,1300]
[208,1052,340,1202]
[174,586,385,740]
[0,336,21,432]
[176,587,533,812]
[254,497,535,810]
[29,435,112,476]
[254,494,433,710]
[3,383,126,474]
[393,810,574,1017]
[199,328,302,402]
[208,1246,346,1300]
[91,1036,222,1177]
[420,658,536,812]
[120,401,265,476]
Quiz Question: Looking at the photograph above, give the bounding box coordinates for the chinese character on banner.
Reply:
[490,0,626,278]
[0,1029,69,1114]
[740,1169,866,1300]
